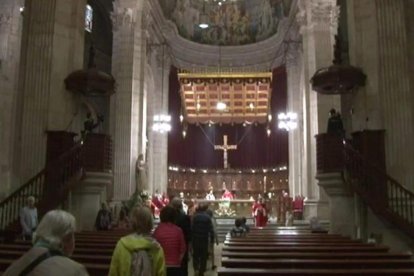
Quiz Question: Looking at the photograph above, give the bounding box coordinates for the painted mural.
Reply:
[158,0,293,46]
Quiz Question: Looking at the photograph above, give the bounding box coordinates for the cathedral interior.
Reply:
[0,0,414,275]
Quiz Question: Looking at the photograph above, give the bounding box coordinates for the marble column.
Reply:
[17,0,85,184]
[0,0,24,198]
[347,0,414,191]
[111,0,147,201]
[286,44,304,197]
[148,48,170,195]
[297,0,340,219]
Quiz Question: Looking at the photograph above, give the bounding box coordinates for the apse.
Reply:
[168,66,288,169]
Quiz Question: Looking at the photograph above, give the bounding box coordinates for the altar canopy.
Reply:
[178,71,272,124]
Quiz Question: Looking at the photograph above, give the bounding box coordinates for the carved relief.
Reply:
[0,13,12,26]
[111,5,136,31]
[297,0,339,32]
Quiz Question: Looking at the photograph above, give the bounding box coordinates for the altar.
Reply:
[196,199,254,218]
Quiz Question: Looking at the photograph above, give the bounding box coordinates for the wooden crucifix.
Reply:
[214,135,237,169]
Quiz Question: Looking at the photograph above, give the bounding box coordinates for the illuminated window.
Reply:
[85,5,93,32]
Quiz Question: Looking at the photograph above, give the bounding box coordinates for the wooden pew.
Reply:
[224,241,365,246]
[222,245,390,253]
[221,258,414,269]
[221,251,413,260]
[218,267,414,275]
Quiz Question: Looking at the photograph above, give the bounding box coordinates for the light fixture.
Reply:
[216,46,227,111]
[216,101,226,111]
[179,114,184,123]
[266,127,271,137]
[249,102,254,110]
[198,2,209,29]
[152,114,171,133]
[277,112,298,131]
[268,114,272,122]
[152,44,171,133]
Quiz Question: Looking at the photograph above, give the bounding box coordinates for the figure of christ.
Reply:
[214,135,237,169]
[252,198,268,227]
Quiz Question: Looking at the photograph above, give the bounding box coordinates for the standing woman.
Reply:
[109,206,166,276]
[153,206,186,276]
[4,210,88,276]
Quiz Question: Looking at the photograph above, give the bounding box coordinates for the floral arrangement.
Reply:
[215,202,236,217]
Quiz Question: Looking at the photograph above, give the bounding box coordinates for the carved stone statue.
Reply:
[135,154,147,192]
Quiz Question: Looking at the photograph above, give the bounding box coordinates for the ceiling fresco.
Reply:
[158,0,293,46]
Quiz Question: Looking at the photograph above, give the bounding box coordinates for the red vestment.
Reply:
[252,202,268,227]
[222,190,234,200]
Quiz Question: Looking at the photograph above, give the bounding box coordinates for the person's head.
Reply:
[101,202,108,210]
[179,192,184,199]
[160,206,177,223]
[206,209,213,218]
[86,112,92,118]
[119,209,127,221]
[197,203,208,212]
[235,218,242,227]
[170,197,183,211]
[241,217,247,225]
[130,206,153,235]
[27,196,35,208]
[33,210,76,256]
[329,108,336,116]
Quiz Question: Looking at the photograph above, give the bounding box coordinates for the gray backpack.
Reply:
[130,249,152,276]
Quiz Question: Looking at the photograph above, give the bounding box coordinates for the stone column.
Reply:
[149,47,170,194]
[286,44,304,197]
[297,0,340,219]
[0,0,24,197]
[17,0,85,184]
[347,0,414,191]
[111,0,147,201]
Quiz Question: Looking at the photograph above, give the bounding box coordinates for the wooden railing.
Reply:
[344,142,414,238]
[0,143,83,234]
[0,133,113,237]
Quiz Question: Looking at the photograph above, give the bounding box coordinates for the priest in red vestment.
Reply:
[252,198,268,227]
[221,188,234,200]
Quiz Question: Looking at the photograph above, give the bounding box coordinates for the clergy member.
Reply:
[206,188,215,200]
[252,197,268,227]
[221,188,234,200]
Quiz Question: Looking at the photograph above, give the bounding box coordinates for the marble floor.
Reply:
[187,243,223,276]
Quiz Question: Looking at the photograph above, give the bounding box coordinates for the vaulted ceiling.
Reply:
[157,0,293,46]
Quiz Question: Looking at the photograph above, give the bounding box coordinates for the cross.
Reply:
[214,135,237,169]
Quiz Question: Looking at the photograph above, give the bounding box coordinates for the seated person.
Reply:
[4,210,88,276]
[230,218,246,238]
[115,209,130,229]
[95,202,112,230]
[240,217,250,233]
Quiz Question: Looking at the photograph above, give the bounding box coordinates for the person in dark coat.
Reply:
[95,203,112,231]
[170,198,191,276]
[327,108,344,135]
[191,203,213,276]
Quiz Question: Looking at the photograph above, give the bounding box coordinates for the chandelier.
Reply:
[278,112,298,131]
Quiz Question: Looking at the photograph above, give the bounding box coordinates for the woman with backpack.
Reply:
[109,206,166,276]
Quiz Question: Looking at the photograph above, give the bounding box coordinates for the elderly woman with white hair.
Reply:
[4,209,88,276]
